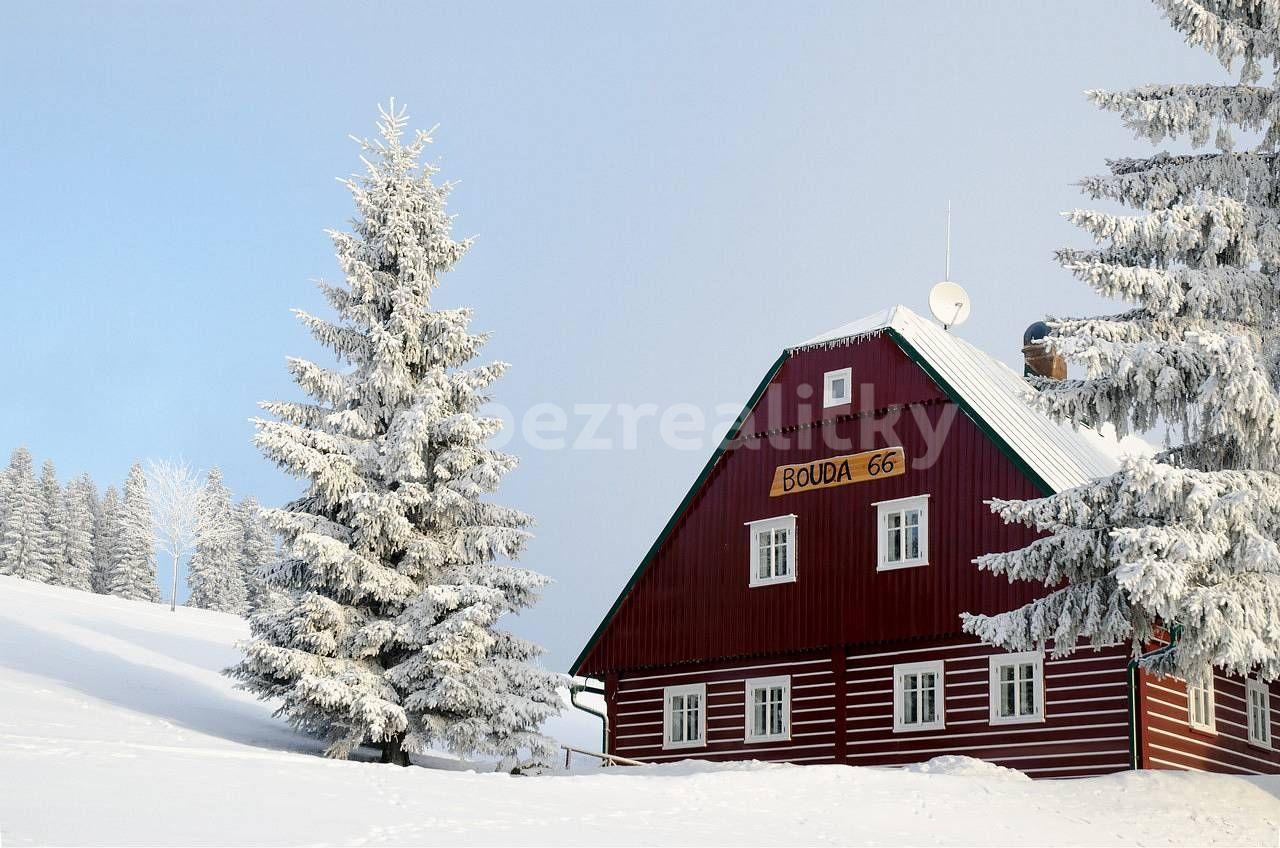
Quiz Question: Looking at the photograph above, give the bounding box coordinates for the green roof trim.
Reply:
[569,328,1060,677]
[569,350,790,676]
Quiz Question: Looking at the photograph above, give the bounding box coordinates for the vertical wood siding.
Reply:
[1138,671,1280,775]
[578,335,1046,676]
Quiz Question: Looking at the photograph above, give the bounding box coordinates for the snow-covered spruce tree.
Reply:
[236,496,274,613]
[90,485,117,594]
[230,103,563,768]
[107,463,160,601]
[963,0,1280,682]
[0,448,51,582]
[37,460,66,583]
[54,473,96,591]
[188,468,248,613]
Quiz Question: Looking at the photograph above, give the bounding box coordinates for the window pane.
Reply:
[905,509,919,528]
[1017,664,1035,716]
[831,377,846,399]
[670,695,684,742]
[688,694,700,741]
[758,534,771,578]
[1000,679,1015,717]
[889,528,902,562]
[922,682,936,724]
[775,533,788,577]
[887,511,902,529]
[906,526,919,560]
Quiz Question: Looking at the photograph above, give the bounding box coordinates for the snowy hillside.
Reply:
[1,576,1277,847]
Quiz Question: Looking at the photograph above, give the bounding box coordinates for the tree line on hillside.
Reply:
[0,446,277,615]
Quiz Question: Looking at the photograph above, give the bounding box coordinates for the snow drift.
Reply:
[0,575,1277,846]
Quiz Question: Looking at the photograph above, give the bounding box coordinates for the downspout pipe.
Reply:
[1127,625,1182,770]
[569,678,609,759]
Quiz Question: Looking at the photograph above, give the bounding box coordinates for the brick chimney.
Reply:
[1022,321,1066,380]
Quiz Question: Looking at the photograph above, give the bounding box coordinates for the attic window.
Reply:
[823,368,852,408]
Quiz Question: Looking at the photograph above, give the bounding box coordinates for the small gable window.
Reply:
[875,495,929,571]
[747,515,796,587]
[823,368,852,408]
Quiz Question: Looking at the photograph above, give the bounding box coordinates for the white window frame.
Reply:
[1187,675,1216,734]
[823,367,853,408]
[988,651,1045,725]
[662,683,707,750]
[1247,677,1271,749]
[746,514,797,588]
[743,675,791,743]
[875,495,929,571]
[893,660,946,733]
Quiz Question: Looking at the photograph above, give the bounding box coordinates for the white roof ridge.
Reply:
[792,303,1119,493]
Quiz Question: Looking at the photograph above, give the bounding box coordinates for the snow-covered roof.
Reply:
[795,305,1121,494]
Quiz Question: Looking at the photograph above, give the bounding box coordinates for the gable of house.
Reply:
[572,306,1119,677]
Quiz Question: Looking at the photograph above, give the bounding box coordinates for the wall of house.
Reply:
[578,334,1048,677]
[1138,670,1280,775]
[609,637,1135,778]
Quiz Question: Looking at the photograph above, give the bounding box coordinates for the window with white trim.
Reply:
[1188,675,1216,733]
[823,368,852,408]
[989,651,1044,725]
[1247,678,1271,748]
[747,515,796,587]
[744,675,790,742]
[875,495,929,571]
[662,683,706,750]
[893,660,945,732]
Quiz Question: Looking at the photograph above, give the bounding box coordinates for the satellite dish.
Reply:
[929,281,971,330]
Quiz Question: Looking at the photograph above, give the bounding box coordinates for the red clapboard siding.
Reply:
[612,638,1133,778]
[1138,671,1280,775]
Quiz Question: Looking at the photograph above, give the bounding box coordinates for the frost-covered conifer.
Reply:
[231,103,563,768]
[0,448,51,582]
[964,0,1280,682]
[37,460,66,582]
[236,496,274,613]
[92,485,120,594]
[54,474,95,591]
[107,463,160,601]
[188,468,247,613]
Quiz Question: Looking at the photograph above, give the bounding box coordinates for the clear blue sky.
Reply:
[0,2,1224,671]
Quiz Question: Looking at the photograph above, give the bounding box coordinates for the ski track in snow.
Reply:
[1,575,1279,846]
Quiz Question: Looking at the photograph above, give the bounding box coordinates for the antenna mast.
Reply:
[944,199,952,282]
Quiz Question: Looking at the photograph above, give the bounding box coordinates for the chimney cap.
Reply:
[1023,321,1051,347]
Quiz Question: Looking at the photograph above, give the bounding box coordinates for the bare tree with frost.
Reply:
[146,458,201,611]
[964,0,1280,682]
[231,102,563,769]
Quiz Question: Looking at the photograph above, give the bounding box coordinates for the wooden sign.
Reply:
[769,446,905,497]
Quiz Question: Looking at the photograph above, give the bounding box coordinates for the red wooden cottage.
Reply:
[571,305,1280,777]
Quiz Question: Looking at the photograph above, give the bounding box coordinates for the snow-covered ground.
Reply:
[1,576,1278,847]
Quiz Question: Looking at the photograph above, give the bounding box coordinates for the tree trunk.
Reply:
[380,733,410,767]
[170,552,179,612]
